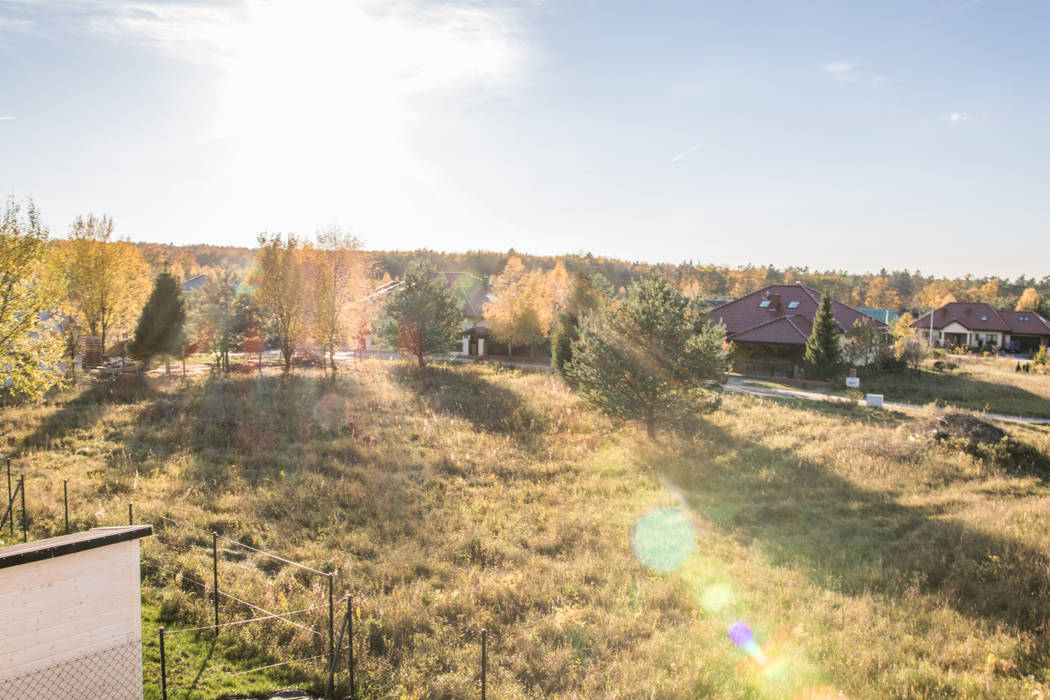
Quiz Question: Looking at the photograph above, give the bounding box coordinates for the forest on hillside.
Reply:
[152,243,1050,315]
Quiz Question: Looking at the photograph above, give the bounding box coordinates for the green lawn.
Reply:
[4,361,1050,697]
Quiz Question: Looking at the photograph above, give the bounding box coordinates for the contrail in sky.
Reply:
[670,142,702,163]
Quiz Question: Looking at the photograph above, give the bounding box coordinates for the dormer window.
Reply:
[787,301,800,309]
[758,300,771,308]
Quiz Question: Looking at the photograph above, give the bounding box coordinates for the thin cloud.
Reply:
[670,142,703,163]
[949,112,971,122]
[0,116,14,120]
[823,60,860,82]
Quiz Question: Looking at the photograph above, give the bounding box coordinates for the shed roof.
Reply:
[0,525,153,569]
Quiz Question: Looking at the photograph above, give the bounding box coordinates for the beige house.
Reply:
[0,525,153,699]
[912,302,1050,351]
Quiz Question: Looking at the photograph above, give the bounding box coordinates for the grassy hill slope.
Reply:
[4,362,1050,698]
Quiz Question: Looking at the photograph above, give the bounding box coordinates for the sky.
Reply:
[0,0,1047,278]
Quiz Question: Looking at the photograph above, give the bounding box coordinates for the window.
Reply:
[787,301,800,309]
[1020,315,1030,322]
[980,315,988,321]
[758,300,771,308]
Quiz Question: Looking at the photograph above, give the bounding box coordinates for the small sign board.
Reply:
[845,377,860,388]
[865,393,884,408]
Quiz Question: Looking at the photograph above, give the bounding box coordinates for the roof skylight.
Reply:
[787,301,800,309]
[758,300,771,308]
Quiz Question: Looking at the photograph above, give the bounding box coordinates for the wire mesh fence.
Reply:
[0,639,143,700]
[3,476,494,699]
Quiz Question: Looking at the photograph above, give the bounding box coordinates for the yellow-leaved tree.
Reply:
[1016,287,1041,311]
[304,227,376,376]
[484,257,553,359]
[59,214,150,351]
[0,198,64,401]
[252,233,307,373]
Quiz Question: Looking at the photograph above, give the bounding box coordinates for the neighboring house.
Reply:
[0,525,153,699]
[857,307,900,326]
[443,272,494,357]
[708,284,886,371]
[182,274,208,294]
[911,302,1050,351]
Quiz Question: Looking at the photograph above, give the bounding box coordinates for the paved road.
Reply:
[723,376,1050,426]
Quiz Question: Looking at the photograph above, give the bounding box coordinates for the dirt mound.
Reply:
[918,412,1050,479]
[920,412,1006,450]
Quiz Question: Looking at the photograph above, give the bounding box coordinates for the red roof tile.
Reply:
[708,284,884,345]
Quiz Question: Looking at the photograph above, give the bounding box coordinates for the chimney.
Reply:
[769,293,781,312]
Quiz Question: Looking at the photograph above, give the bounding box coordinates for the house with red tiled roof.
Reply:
[911,302,1050,352]
[708,284,886,365]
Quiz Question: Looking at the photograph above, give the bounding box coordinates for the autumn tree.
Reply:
[568,274,728,439]
[484,256,551,358]
[0,198,64,401]
[190,266,258,372]
[305,228,375,376]
[379,260,462,368]
[864,276,901,309]
[252,233,307,373]
[60,214,150,350]
[1016,287,1041,311]
[890,312,916,341]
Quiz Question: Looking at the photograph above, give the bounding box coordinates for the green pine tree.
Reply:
[380,260,463,368]
[804,292,843,379]
[567,274,728,439]
[129,270,186,370]
[551,268,613,386]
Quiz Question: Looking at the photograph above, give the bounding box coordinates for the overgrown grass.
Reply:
[863,356,1050,419]
[4,360,1050,697]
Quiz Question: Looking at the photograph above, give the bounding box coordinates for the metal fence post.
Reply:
[19,474,26,542]
[6,458,11,538]
[481,627,487,700]
[128,503,133,526]
[347,593,355,699]
[159,626,168,700]
[212,532,219,634]
[326,572,335,699]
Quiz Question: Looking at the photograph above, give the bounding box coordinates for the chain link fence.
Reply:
[0,639,142,699]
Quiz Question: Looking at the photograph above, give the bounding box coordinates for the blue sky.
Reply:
[0,0,1047,278]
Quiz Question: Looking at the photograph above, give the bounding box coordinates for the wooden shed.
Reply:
[0,525,153,699]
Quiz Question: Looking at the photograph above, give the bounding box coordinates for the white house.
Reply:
[0,525,153,699]
[911,302,1050,351]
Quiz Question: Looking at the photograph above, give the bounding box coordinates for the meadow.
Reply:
[3,359,1050,698]
[862,355,1050,419]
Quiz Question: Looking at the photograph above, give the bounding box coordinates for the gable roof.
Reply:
[708,284,884,345]
[999,310,1050,336]
[182,274,208,292]
[911,302,1011,332]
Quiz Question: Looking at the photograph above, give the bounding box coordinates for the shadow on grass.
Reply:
[648,416,1050,654]
[393,363,547,444]
[863,368,1050,419]
[16,373,153,457]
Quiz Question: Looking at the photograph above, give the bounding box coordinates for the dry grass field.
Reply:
[3,360,1050,698]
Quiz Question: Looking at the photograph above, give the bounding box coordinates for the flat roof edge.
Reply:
[0,525,153,569]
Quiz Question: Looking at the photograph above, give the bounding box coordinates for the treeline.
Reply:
[370,250,1050,314]
[131,245,1050,316]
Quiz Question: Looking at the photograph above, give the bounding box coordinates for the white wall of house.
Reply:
[0,537,145,699]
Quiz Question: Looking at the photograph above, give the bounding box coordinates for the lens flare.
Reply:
[728,621,767,666]
[700,582,734,614]
[632,508,695,573]
[312,393,352,431]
